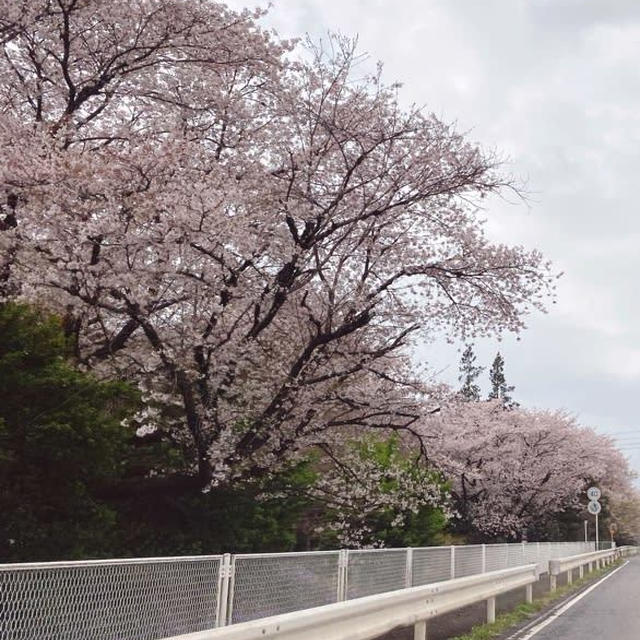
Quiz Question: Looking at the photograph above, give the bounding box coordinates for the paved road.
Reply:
[517,556,640,640]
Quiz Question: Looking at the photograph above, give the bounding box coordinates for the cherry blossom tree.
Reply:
[422,401,636,539]
[0,1,556,495]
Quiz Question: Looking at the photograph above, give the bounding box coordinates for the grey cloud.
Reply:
[228,0,640,476]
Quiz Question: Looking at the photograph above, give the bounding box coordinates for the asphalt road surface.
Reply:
[513,556,640,640]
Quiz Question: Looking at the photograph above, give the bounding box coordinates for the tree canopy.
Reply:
[0,1,635,553]
[0,0,554,499]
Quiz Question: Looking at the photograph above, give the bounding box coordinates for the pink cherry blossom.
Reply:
[0,2,556,495]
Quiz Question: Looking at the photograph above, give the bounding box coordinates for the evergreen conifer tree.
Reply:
[488,352,518,408]
[458,344,483,401]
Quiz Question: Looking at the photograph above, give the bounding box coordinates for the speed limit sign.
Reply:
[587,500,601,515]
[587,486,601,501]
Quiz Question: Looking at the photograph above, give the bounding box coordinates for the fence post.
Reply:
[406,548,414,588]
[217,553,233,627]
[450,546,456,580]
[338,550,349,601]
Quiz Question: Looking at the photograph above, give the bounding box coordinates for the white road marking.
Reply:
[510,561,629,640]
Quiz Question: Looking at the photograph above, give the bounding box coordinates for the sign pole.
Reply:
[587,486,602,549]
[584,520,588,543]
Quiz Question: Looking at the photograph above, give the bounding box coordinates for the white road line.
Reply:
[511,561,629,640]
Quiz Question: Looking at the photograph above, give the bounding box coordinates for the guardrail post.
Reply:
[550,574,557,592]
[481,544,486,573]
[450,546,455,579]
[406,548,413,588]
[487,596,496,623]
[567,568,573,585]
[525,583,533,604]
[217,553,233,627]
[579,564,584,579]
[414,620,427,640]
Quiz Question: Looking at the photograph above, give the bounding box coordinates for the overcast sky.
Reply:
[228,0,640,476]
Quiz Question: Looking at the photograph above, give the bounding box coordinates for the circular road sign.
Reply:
[587,500,602,515]
[587,487,601,501]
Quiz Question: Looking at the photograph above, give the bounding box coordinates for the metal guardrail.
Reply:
[158,564,540,640]
[0,542,600,639]
[548,548,618,590]
[617,545,638,557]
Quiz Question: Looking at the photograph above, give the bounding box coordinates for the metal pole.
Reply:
[217,553,232,627]
[584,520,588,543]
[405,548,413,588]
[596,513,599,550]
[450,546,455,580]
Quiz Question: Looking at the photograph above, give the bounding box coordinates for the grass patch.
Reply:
[451,560,621,640]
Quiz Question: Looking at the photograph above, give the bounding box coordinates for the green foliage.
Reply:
[111,484,307,556]
[0,303,319,560]
[317,436,449,548]
[361,437,448,547]
[0,303,138,560]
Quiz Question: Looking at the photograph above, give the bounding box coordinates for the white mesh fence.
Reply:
[345,549,408,599]
[411,546,453,586]
[0,556,222,640]
[454,544,484,577]
[228,551,340,624]
[0,541,599,637]
[523,542,540,572]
